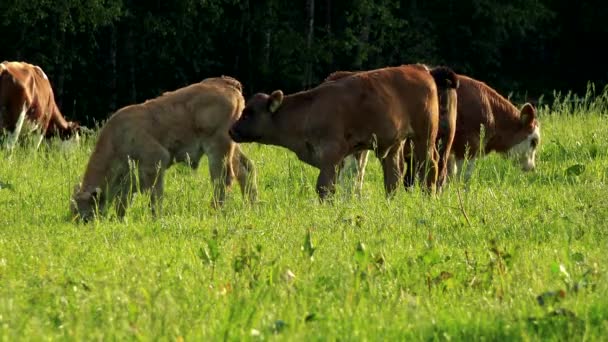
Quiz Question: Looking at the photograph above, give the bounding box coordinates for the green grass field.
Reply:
[1,92,607,340]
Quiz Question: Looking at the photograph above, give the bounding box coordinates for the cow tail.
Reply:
[428,66,459,135]
[429,66,459,188]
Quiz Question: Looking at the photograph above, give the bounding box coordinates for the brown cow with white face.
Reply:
[71,76,257,222]
[0,61,80,150]
[230,64,458,200]
[341,71,541,191]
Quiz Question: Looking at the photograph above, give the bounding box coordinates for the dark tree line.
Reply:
[2,0,607,125]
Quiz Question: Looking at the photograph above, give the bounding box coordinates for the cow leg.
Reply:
[354,150,369,196]
[402,139,416,189]
[6,102,27,150]
[233,144,258,203]
[378,145,403,198]
[34,133,45,150]
[139,148,170,217]
[142,167,165,218]
[114,187,133,220]
[411,139,439,194]
[316,143,349,201]
[207,137,235,208]
[316,165,338,201]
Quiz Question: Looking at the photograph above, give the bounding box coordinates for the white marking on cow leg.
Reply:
[35,133,45,150]
[354,151,369,196]
[7,102,27,150]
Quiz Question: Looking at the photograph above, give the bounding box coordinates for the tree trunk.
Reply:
[304,0,315,88]
[355,9,371,69]
[109,25,118,111]
[264,30,271,70]
[325,0,331,34]
[124,26,137,104]
[54,29,66,110]
[245,0,253,94]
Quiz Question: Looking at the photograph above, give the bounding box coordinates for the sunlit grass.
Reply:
[1,91,607,340]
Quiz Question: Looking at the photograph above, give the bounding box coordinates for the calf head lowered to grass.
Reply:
[71,76,257,222]
[230,64,459,200]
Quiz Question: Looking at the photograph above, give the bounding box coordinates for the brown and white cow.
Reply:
[71,76,258,222]
[341,70,541,191]
[0,61,80,150]
[229,64,458,200]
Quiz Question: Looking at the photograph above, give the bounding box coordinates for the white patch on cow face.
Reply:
[508,125,541,171]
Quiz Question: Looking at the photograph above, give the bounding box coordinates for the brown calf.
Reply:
[229,64,455,200]
[328,65,459,194]
[0,61,79,149]
[343,71,540,191]
[71,76,257,222]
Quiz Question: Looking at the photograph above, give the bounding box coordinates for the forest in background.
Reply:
[1,0,607,125]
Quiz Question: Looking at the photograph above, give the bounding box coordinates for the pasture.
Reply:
[1,92,607,340]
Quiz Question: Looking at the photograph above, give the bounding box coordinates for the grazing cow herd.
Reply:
[0,60,541,222]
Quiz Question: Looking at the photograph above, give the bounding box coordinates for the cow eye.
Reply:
[530,137,538,148]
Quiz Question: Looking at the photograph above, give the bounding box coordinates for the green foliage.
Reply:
[2,0,606,125]
[1,91,608,340]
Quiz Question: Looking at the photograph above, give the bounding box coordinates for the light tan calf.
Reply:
[71,76,257,221]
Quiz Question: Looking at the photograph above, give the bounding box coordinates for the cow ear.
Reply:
[520,103,536,126]
[268,90,284,113]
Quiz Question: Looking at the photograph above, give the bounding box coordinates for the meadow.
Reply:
[1,90,607,341]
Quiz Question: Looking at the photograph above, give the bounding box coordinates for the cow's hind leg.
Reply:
[7,102,27,150]
[114,187,133,220]
[410,138,439,194]
[379,144,402,198]
[233,144,258,203]
[140,151,170,218]
[402,139,416,189]
[142,168,165,217]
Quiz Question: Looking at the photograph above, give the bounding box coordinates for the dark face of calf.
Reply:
[229,91,284,143]
[70,184,104,222]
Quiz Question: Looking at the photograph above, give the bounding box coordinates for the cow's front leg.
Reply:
[147,171,165,218]
[379,144,403,198]
[316,165,338,201]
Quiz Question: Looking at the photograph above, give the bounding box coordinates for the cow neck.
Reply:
[484,92,522,153]
[81,135,114,191]
[269,92,314,150]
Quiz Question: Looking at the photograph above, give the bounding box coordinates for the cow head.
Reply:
[229,90,284,143]
[507,103,541,171]
[70,184,103,222]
